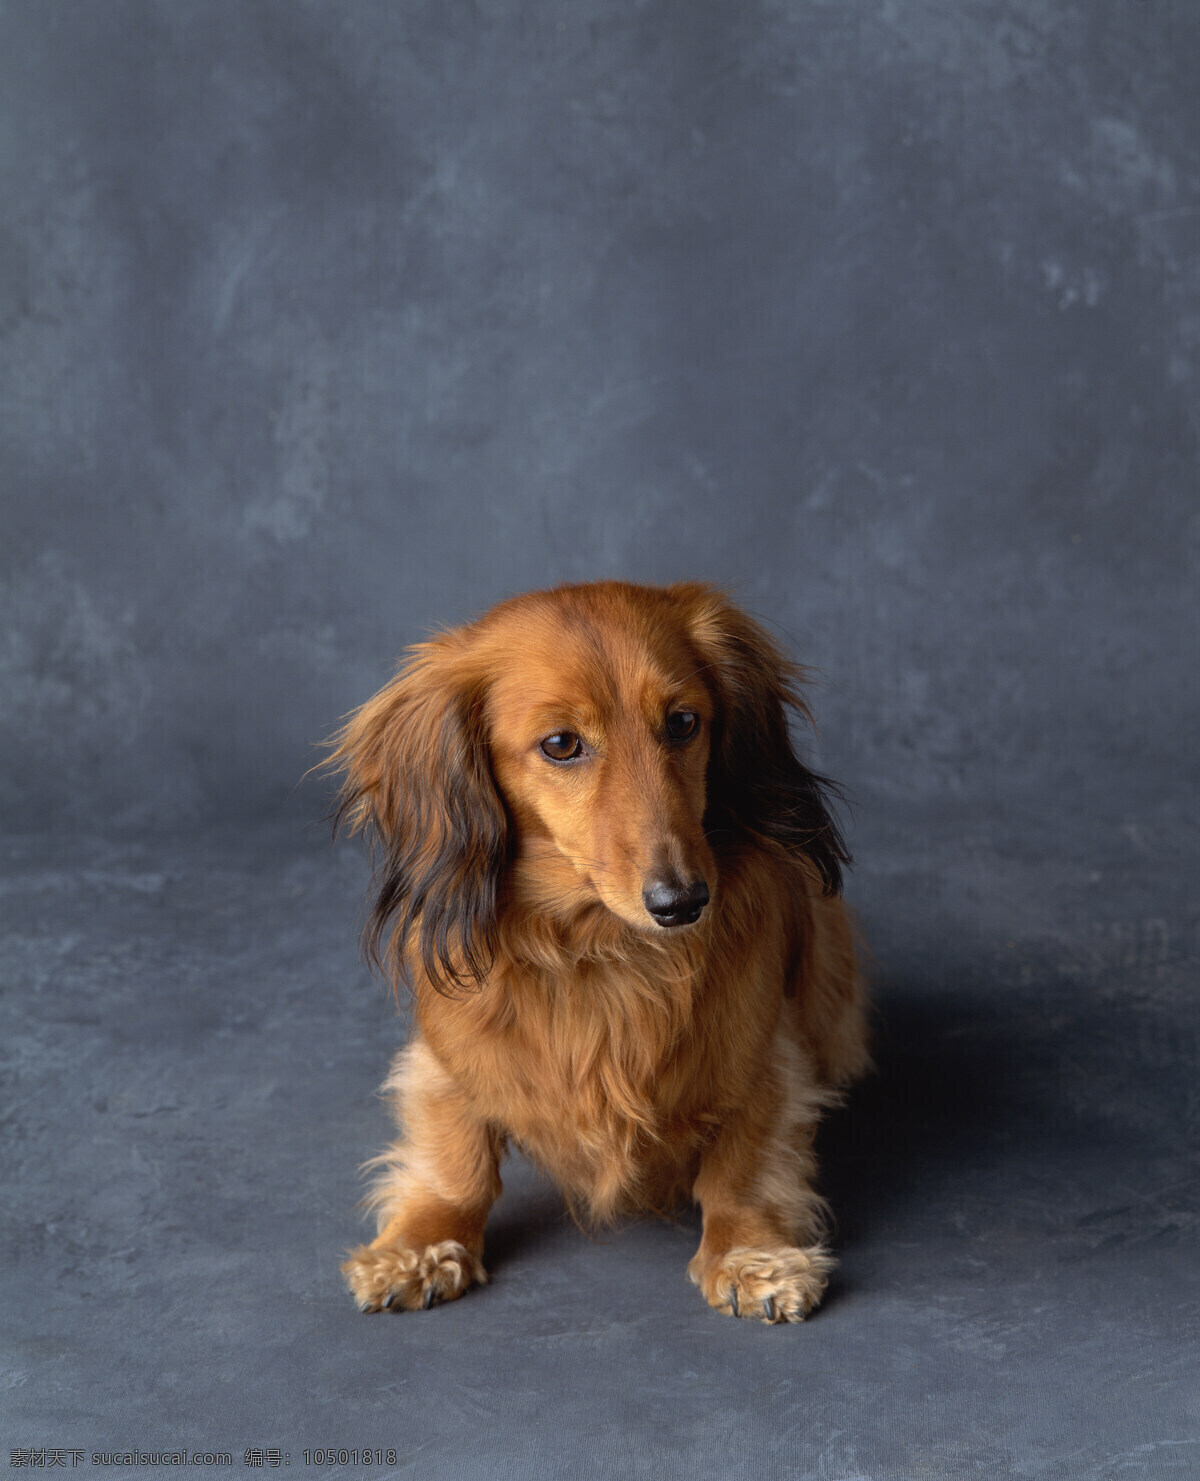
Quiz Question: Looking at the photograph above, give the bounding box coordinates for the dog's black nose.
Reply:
[642,876,709,927]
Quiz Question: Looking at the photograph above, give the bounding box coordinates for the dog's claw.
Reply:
[359,1300,375,1314]
[729,1286,739,1317]
[384,1292,402,1310]
[422,1285,436,1310]
[763,1295,776,1322]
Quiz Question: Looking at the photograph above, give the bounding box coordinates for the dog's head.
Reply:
[327,582,848,991]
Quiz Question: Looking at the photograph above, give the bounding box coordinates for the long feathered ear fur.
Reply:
[324,636,507,993]
[682,586,851,896]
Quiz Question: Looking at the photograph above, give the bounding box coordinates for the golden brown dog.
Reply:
[329,581,868,1323]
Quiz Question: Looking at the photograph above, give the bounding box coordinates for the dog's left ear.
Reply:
[323,634,507,993]
[680,585,850,896]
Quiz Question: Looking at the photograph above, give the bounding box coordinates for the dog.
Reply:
[328,580,868,1323]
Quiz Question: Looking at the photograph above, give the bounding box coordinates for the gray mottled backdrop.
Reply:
[4,5,1199,1480]
[5,0,1197,833]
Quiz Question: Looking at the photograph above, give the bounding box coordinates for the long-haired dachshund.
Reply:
[329,581,868,1323]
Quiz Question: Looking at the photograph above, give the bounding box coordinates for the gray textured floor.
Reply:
[4,805,1197,1479]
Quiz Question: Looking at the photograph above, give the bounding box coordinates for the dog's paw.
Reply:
[688,1244,834,1323]
[343,1238,486,1313]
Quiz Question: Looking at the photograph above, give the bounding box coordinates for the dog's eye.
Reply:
[540,731,583,762]
[666,711,699,741]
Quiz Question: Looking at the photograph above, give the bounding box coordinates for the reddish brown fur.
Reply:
[330,581,869,1323]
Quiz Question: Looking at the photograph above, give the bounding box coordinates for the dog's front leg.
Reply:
[687,1059,834,1324]
[343,1038,502,1313]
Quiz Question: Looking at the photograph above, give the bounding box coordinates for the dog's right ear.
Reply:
[323,635,507,994]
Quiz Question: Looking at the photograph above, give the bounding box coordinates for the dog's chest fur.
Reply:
[422,946,760,1219]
